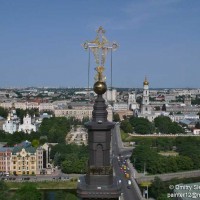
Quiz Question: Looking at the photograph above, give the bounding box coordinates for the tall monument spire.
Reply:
[77,27,121,200]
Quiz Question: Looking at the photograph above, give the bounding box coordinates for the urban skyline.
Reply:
[0,0,200,88]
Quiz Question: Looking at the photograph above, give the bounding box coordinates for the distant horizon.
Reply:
[1,85,200,90]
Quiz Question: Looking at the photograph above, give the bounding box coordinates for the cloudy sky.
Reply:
[0,0,200,88]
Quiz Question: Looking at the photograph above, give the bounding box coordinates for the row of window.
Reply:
[0,162,10,165]
[13,166,35,170]
[61,111,91,115]
[0,157,11,160]
[0,167,10,170]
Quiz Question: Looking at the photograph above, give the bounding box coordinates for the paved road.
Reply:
[112,124,142,200]
[2,170,79,182]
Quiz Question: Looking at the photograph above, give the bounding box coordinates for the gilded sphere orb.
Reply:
[93,81,107,95]
[143,80,149,85]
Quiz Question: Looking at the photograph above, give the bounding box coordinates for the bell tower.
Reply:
[141,77,151,115]
[77,27,121,200]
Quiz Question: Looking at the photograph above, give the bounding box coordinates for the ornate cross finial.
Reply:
[83,26,118,83]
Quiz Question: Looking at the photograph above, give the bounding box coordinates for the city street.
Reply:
[112,124,143,200]
[1,168,79,182]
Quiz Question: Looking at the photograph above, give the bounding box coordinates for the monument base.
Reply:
[77,175,121,199]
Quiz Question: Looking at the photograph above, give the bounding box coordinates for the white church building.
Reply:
[18,114,37,134]
[3,114,18,134]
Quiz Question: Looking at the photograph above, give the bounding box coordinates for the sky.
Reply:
[0,0,200,88]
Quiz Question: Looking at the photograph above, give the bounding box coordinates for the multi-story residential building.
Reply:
[41,143,52,174]
[52,100,70,107]
[113,103,128,111]
[166,105,200,114]
[169,114,185,122]
[11,145,37,175]
[170,114,199,123]
[165,94,176,102]
[0,101,39,110]
[193,129,200,135]
[36,147,44,175]
[0,102,13,109]
[184,95,191,106]
[26,102,39,109]
[128,92,139,110]
[14,102,27,110]
[55,106,113,121]
[103,89,117,102]
[39,103,54,112]
[113,110,133,121]
[55,106,93,120]
[170,89,200,97]
[10,141,51,175]
[0,147,13,174]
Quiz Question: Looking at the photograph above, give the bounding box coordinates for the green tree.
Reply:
[61,153,87,174]
[120,120,132,133]
[31,139,40,147]
[14,183,42,200]
[154,116,171,133]
[129,116,155,134]
[166,156,178,172]
[6,131,26,146]
[154,116,184,134]
[39,117,70,143]
[61,159,74,173]
[113,113,120,122]
[149,177,168,199]
[0,180,10,200]
[0,107,8,118]
[82,116,90,124]
[65,192,77,200]
[51,144,88,173]
[130,145,160,173]
[176,156,193,171]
